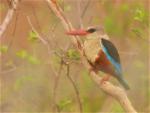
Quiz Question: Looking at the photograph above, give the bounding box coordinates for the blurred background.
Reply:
[0,0,149,112]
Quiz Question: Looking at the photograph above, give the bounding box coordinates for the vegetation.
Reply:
[0,0,149,112]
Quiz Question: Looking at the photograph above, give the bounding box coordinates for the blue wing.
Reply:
[101,38,122,75]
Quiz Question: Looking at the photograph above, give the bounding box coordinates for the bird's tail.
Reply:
[117,77,130,90]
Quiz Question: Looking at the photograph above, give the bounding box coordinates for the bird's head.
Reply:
[66,26,105,37]
[86,26,105,34]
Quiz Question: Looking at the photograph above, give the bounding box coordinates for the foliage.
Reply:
[67,49,80,60]
[16,50,28,59]
[57,98,72,111]
[132,28,143,38]
[131,5,148,39]
[28,31,39,42]
[27,55,41,65]
[1,0,149,112]
[16,49,41,65]
[102,1,149,40]
[134,8,146,22]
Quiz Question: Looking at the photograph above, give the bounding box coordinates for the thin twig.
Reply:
[8,10,19,50]
[81,0,91,18]
[26,16,48,46]
[46,0,137,112]
[26,12,63,112]
[66,64,83,113]
[0,65,17,74]
[77,0,83,28]
[52,61,63,112]
[0,0,19,39]
[31,5,43,34]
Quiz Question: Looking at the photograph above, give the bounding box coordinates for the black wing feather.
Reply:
[101,38,120,64]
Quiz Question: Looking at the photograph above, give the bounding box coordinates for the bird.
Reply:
[66,26,130,90]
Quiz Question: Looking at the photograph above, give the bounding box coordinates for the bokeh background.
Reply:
[0,0,149,112]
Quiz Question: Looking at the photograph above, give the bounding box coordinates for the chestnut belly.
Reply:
[94,50,116,77]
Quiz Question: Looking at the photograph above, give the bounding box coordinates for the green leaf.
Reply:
[134,8,145,22]
[27,55,40,65]
[67,49,80,60]
[16,50,28,59]
[0,45,8,53]
[16,50,41,65]
[28,31,38,42]
[132,28,143,38]
[58,99,72,110]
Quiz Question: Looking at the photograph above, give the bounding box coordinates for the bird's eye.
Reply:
[86,28,96,33]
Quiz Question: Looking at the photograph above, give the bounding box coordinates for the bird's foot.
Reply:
[100,75,110,85]
[89,66,98,75]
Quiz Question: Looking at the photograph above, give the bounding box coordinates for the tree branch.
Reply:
[26,16,48,45]
[66,64,83,113]
[0,0,19,39]
[46,0,137,113]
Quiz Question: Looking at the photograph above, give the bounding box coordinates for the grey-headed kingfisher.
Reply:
[66,26,130,90]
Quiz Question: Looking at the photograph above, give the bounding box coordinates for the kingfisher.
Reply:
[66,26,130,90]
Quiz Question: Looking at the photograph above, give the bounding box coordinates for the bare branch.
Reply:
[0,0,19,39]
[81,0,91,18]
[7,11,19,51]
[0,64,17,74]
[27,18,61,111]
[90,71,136,112]
[77,0,83,28]
[26,16,48,45]
[46,0,137,113]
[66,64,83,113]
[52,61,63,112]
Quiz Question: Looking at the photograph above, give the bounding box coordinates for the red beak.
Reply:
[66,29,89,36]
